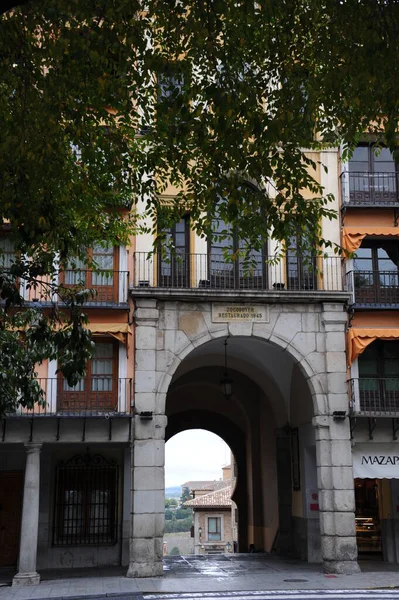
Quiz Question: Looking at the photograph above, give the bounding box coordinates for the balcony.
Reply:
[26,270,129,306]
[350,378,399,417]
[347,270,399,307]
[133,253,344,296]
[9,377,133,417]
[340,171,399,207]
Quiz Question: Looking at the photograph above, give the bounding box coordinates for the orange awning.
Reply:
[348,327,399,365]
[342,226,399,253]
[88,322,132,344]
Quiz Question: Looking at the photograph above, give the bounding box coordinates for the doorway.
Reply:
[355,478,382,556]
[0,471,23,567]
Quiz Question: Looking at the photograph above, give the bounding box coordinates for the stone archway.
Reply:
[166,410,248,552]
[128,298,360,577]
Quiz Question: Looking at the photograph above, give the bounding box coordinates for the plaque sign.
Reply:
[211,303,269,323]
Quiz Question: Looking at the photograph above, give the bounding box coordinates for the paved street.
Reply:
[1,555,399,600]
[145,594,399,600]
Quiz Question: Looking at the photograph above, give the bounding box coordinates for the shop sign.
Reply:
[353,443,399,479]
[211,304,269,323]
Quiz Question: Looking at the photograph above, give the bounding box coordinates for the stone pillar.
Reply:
[314,303,360,575]
[13,443,42,587]
[127,298,166,578]
[314,417,359,574]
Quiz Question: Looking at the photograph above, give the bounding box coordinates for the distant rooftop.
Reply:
[181,480,220,491]
[183,485,232,509]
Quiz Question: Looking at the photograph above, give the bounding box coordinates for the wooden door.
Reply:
[90,244,119,303]
[58,339,118,412]
[0,472,23,567]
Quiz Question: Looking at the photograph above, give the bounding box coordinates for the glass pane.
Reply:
[92,271,113,286]
[359,344,379,377]
[65,270,86,285]
[93,243,113,256]
[208,518,217,533]
[89,490,109,535]
[354,247,373,272]
[352,147,369,163]
[94,254,114,269]
[63,378,85,392]
[92,360,113,375]
[92,377,112,392]
[0,238,15,268]
[355,248,372,258]
[377,243,399,270]
[95,343,113,358]
[63,490,83,535]
[383,342,399,360]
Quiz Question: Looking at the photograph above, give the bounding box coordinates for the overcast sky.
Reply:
[165,429,231,488]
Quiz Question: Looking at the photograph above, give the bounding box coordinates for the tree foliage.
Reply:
[164,516,193,533]
[1,0,398,411]
[180,486,192,504]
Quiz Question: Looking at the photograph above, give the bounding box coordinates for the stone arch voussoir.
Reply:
[155,319,324,417]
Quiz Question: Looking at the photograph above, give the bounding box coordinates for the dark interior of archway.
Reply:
[166,409,248,553]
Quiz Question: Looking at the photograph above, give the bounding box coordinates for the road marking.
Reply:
[145,591,399,600]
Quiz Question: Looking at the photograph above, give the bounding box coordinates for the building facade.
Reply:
[343,144,399,562]
[2,142,399,584]
[0,240,135,585]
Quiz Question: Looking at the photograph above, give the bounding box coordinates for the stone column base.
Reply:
[12,572,40,586]
[323,560,361,575]
[126,562,164,578]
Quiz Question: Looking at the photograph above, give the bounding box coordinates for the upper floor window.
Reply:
[58,339,118,412]
[286,233,317,291]
[358,341,399,413]
[208,200,267,290]
[158,217,190,288]
[0,237,15,269]
[353,239,399,305]
[346,145,398,205]
[62,244,121,304]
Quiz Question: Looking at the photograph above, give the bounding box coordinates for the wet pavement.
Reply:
[0,554,399,600]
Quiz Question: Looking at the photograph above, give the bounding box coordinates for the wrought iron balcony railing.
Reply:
[133,253,344,292]
[23,271,129,305]
[9,377,133,417]
[58,270,129,305]
[340,171,399,206]
[350,378,399,416]
[347,270,399,306]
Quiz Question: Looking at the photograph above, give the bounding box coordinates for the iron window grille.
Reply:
[53,452,119,546]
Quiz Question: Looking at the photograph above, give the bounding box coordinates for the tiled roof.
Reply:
[181,480,219,491]
[183,485,232,508]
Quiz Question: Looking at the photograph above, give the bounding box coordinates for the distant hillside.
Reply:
[165,486,181,498]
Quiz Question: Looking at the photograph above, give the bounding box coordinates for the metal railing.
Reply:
[349,378,399,416]
[58,270,129,305]
[10,377,133,416]
[133,253,344,292]
[347,270,399,305]
[340,171,399,206]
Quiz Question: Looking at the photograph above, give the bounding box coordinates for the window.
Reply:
[354,239,399,304]
[207,516,222,541]
[358,341,399,412]
[158,217,190,288]
[348,145,397,204]
[62,244,119,303]
[53,453,118,546]
[0,237,15,269]
[209,208,267,290]
[58,340,118,412]
[286,234,317,290]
